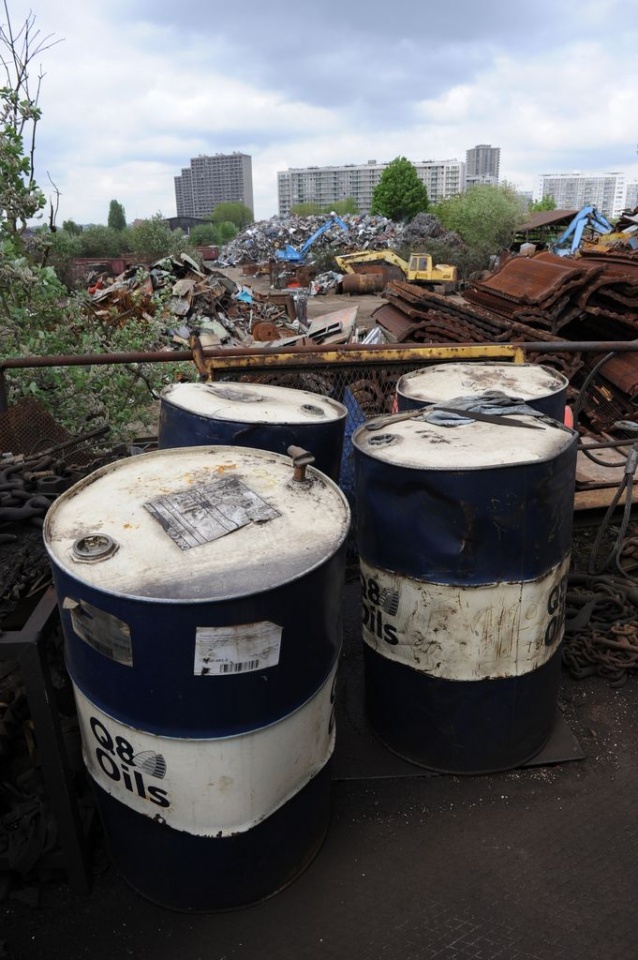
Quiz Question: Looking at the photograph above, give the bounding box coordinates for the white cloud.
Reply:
[3,0,638,223]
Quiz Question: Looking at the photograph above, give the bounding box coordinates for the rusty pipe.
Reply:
[3,339,638,412]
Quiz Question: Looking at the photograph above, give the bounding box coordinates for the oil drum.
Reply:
[352,407,577,774]
[341,273,385,294]
[159,381,347,481]
[396,362,569,421]
[44,445,350,911]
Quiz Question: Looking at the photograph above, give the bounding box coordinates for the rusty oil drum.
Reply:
[352,408,577,774]
[341,273,386,295]
[396,362,569,421]
[159,380,347,482]
[43,445,350,911]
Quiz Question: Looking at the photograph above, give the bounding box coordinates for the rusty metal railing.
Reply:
[2,338,638,413]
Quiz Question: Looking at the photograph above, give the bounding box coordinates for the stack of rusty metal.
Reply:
[372,249,638,431]
[375,277,583,382]
[465,250,638,338]
[463,252,603,334]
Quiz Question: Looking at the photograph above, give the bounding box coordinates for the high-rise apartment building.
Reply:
[277,158,465,216]
[465,144,500,186]
[174,153,254,219]
[536,172,626,219]
[624,181,638,212]
[416,159,466,206]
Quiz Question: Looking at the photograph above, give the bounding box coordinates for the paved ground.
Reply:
[3,569,638,960]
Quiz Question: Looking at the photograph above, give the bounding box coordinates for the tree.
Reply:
[108,199,127,231]
[188,220,237,248]
[329,198,358,215]
[370,157,429,221]
[215,221,237,245]
[529,195,557,212]
[189,222,220,246]
[0,11,179,446]
[40,224,82,286]
[77,225,126,258]
[211,202,253,230]
[290,199,359,216]
[435,183,527,268]
[0,4,60,242]
[130,212,186,260]
[62,219,82,235]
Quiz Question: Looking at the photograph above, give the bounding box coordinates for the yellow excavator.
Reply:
[334,250,458,292]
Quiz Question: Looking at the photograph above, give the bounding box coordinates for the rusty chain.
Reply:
[563,572,638,686]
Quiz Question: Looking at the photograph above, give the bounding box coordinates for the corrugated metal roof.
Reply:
[517,209,579,232]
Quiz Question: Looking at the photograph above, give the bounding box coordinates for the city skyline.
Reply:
[6,0,638,225]
[172,149,637,225]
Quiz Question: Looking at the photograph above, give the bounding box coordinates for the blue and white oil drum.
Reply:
[352,409,578,774]
[43,445,350,911]
[159,381,347,482]
[396,362,569,421]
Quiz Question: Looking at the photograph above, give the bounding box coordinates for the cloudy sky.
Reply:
[4,0,638,226]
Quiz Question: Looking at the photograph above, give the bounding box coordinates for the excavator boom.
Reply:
[275,215,349,262]
[335,249,457,290]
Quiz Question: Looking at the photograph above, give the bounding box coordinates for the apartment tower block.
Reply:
[175,153,254,219]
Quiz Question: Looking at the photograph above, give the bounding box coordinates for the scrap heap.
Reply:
[372,248,638,433]
[86,253,357,349]
[218,214,399,268]
[218,212,464,269]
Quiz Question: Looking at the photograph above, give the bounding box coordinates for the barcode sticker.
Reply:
[218,659,261,674]
[194,621,283,677]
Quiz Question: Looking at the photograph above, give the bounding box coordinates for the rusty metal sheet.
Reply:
[597,353,638,398]
[467,257,591,307]
[372,304,427,342]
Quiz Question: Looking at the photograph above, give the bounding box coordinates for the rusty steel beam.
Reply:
[194,343,528,379]
[3,340,638,412]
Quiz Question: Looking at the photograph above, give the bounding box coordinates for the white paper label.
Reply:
[144,475,280,550]
[194,621,283,676]
[66,598,133,666]
[360,558,570,681]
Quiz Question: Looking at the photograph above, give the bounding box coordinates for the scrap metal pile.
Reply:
[86,253,355,349]
[82,213,467,346]
[217,212,464,268]
[372,248,638,433]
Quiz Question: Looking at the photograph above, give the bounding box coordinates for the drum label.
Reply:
[73,666,336,836]
[360,558,570,680]
[64,598,133,666]
[144,475,280,549]
[194,621,283,676]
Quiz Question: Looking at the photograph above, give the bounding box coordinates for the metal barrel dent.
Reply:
[158,380,347,482]
[44,445,350,911]
[353,409,578,775]
[396,361,569,421]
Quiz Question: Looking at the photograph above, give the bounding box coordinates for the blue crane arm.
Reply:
[299,216,349,256]
[276,216,349,262]
[553,205,613,254]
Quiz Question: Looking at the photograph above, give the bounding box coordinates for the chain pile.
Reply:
[563,572,638,687]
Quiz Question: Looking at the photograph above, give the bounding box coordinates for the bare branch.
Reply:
[47,171,60,230]
[0,0,63,121]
